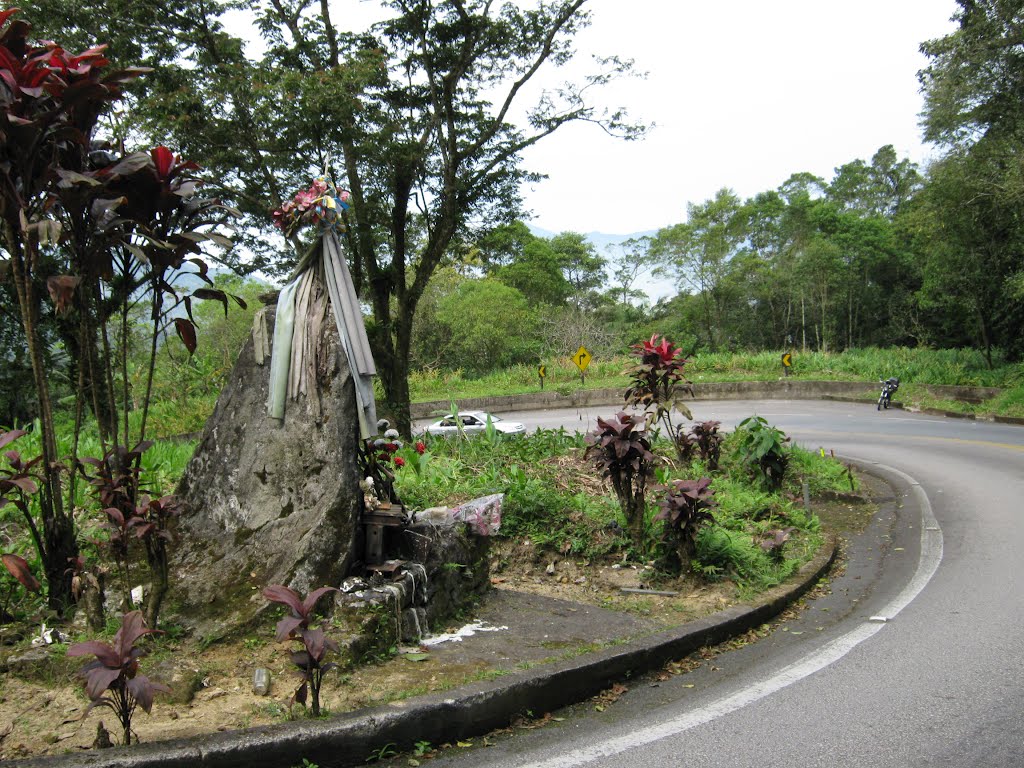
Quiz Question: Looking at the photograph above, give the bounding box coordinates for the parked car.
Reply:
[421,411,526,437]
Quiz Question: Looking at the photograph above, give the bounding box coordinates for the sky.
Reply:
[234,1,960,237]
[516,0,960,236]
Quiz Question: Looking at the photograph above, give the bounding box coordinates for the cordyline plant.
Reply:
[0,10,239,612]
[624,335,695,463]
[585,411,657,549]
[78,441,182,627]
[759,527,796,564]
[1,551,41,623]
[1,9,142,610]
[263,585,340,717]
[655,477,716,570]
[689,420,724,471]
[67,610,169,746]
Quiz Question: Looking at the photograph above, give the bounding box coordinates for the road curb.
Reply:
[14,536,838,768]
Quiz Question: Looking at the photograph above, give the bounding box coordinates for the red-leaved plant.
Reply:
[624,335,695,463]
[759,527,796,563]
[585,411,657,550]
[655,477,717,568]
[689,420,724,471]
[67,610,169,746]
[262,585,340,716]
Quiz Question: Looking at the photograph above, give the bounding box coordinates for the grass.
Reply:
[408,347,1024,420]
[395,420,845,593]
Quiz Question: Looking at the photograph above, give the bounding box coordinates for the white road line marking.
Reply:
[515,460,943,768]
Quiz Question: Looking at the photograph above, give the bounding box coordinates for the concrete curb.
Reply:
[15,538,838,768]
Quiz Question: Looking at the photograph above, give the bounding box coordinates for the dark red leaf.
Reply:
[173,317,197,354]
[0,430,26,451]
[151,146,175,179]
[2,553,40,592]
[262,584,303,614]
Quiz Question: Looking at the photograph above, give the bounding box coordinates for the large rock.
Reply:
[170,307,363,639]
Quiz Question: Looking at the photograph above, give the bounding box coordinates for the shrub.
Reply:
[689,420,724,470]
[733,416,790,491]
[655,477,716,570]
[585,411,656,550]
[624,334,694,463]
[263,585,340,717]
[67,610,169,746]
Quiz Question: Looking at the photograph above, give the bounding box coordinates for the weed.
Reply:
[366,742,398,763]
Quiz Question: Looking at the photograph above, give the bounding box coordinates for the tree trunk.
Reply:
[4,227,79,614]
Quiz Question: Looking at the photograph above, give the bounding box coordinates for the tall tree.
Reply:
[26,0,646,436]
[919,0,1024,149]
[651,189,742,350]
[918,0,1024,361]
[549,231,606,310]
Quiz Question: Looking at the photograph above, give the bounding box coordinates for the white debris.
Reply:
[421,621,508,646]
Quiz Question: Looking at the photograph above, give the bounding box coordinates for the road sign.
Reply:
[538,365,546,378]
[781,352,792,368]
[571,346,592,372]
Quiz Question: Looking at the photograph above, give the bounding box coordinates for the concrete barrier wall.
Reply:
[410,380,1003,420]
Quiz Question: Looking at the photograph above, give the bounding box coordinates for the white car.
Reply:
[421,411,526,437]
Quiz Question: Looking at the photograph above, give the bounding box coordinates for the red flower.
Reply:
[415,441,426,455]
[393,456,406,467]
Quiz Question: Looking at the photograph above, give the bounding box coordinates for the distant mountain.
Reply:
[526,224,657,254]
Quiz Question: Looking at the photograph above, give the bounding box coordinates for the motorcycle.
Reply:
[877,377,900,410]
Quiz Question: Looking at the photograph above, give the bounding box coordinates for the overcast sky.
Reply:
[517,0,960,236]
[240,1,960,237]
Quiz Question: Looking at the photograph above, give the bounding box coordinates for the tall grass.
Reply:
[410,347,1024,411]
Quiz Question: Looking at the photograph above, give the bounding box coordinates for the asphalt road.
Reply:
[416,400,1024,768]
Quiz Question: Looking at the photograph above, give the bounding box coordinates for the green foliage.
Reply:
[733,417,790,491]
[395,428,622,559]
[432,280,541,376]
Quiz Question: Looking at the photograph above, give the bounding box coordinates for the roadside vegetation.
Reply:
[409,346,1024,420]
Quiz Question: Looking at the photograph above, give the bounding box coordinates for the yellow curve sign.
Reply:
[571,346,593,372]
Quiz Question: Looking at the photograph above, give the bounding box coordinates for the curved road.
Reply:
[417,400,1024,768]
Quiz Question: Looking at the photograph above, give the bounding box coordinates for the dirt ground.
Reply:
[0,481,880,762]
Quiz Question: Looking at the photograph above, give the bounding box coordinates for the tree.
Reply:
[651,189,742,351]
[549,231,606,310]
[917,0,1024,360]
[828,145,922,218]
[605,236,655,308]
[496,237,572,307]
[919,0,1024,149]
[31,1,646,436]
[433,279,540,374]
